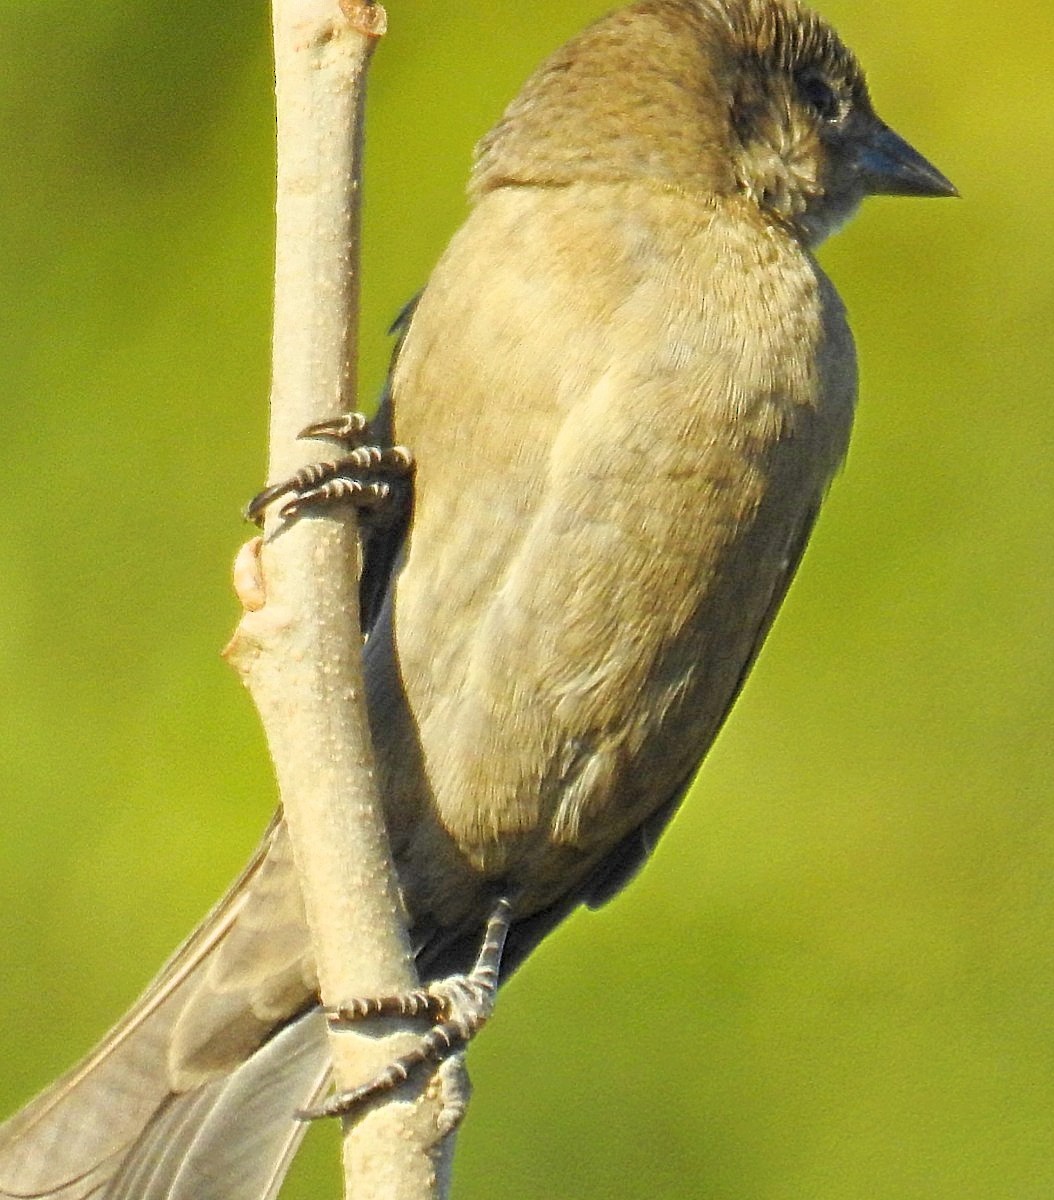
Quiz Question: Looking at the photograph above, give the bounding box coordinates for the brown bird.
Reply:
[0,0,955,1196]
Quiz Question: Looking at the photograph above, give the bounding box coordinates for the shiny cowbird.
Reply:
[0,1,955,1196]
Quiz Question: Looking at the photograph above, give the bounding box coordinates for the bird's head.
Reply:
[724,0,956,242]
[471,0,955,245]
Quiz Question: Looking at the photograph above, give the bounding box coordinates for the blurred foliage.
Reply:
[0,0,1051,1197]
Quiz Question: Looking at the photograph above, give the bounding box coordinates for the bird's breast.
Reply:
[368,180,856,924]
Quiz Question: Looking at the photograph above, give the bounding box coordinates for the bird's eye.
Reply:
[797,73,842,124]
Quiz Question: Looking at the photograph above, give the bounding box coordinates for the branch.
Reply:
[225,2,456,1196]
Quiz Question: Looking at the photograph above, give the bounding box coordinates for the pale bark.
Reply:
[225,2,456,1196]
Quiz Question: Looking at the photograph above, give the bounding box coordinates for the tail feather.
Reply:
[0,820,328,1200]
[108,1015,329,1200]
[0,945,228,1199]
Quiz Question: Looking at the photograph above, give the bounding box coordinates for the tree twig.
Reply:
[225,2,456,1196]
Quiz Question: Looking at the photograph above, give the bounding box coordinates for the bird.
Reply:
[0,1,955,1196]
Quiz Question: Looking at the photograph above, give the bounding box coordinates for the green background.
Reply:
[0,1,1050,1197]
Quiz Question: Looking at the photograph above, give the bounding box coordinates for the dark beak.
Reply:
[857,124,958,198]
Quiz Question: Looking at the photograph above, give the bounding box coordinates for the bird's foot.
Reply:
[245,411,414,525]
[300,897,513,1122]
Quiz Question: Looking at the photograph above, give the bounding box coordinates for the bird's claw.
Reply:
[299,411,370,443]
[299,898,513,1122]
[245,412,414,526]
